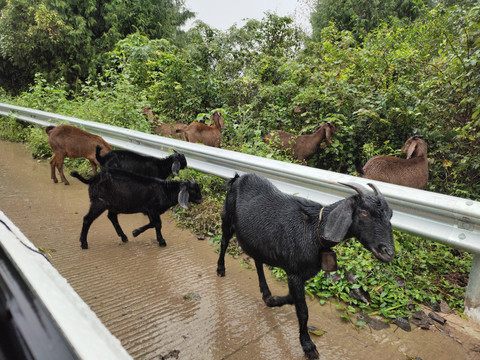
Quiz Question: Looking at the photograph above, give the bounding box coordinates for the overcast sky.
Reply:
[183,0,313,32]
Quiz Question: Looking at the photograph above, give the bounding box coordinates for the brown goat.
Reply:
[153,123,188,139]
[141,106,186,139]
[359,135,428,189]
[264,122,337,163]
[46,125,112,185]
[178,111,226,147]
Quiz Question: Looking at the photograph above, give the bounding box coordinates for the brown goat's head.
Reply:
[401,135,427,159]
[314,121,337,146]
[141,106,152,115]
[208,111,226,130]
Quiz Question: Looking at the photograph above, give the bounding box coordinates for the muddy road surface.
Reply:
[1,140,479,360]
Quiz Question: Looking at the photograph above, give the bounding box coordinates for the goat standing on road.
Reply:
[71,169,202,249]
[46,125,112,185]
[217,173,395,360]
[359,135,428,189]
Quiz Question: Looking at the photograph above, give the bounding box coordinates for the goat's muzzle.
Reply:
[371,244,395,263]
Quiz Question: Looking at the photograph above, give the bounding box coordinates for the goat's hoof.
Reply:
[305,349,319,360]
[121,237,128,243]
[303,342,319,360]
[132,229,140,237]
[81,243,88,249]
[158,241,167,247]
[263,295,277,307]
[217,269,225,277]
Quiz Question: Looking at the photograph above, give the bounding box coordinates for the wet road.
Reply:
[1,140,479,360]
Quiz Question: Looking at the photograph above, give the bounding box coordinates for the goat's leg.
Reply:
[50,155,59,183]
[216,218,234,276]
[88,159,98,174]
[132,214,155,238]
[80,203,106,249]
[107,211,128,243]
[55,156,70,185]
[256,260,294,307]
[288,275,319,360]
[132,213,166,246]
[151,213,166,247]
[255,259,272,302]
[132,223,153,237]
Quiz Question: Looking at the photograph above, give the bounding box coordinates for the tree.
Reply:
[310,0,429,39]
[0,0,194,92]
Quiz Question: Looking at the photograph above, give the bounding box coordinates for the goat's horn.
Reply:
[339,182,370,197]
[367,182,382,196]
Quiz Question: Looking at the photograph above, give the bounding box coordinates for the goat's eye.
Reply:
[360,210,371,219]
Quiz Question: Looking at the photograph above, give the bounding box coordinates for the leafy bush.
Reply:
[0,116,29,142]
[26,127,52,159]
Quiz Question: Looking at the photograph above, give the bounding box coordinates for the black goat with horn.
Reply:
[217,172,394,359]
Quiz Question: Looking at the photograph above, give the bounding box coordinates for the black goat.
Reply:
[71,169,202,249]
[95,145,187,179]
[217,173,394,360]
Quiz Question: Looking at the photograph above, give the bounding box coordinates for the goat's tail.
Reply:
[226,173,240,189]
[95,145,106,165]
[70,171,92,184]
[45,125,56,135]
[221,173,240,225]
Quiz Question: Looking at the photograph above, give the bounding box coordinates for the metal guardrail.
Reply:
[1,103,479,253]
[1,102,480,323]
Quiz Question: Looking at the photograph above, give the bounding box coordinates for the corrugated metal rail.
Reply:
[1,102,480,323]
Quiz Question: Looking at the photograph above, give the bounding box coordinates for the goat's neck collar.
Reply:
[315,207,330,248]
[315,206,340,249]
[316,206,338,272]
[318,207,324,222]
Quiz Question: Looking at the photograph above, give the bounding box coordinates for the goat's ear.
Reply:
[405,140,417,159]
[325,123,332,145]
[219,116,226,129]
[178,184,189,209]
[320,199,354,243]
[172,159,181,175]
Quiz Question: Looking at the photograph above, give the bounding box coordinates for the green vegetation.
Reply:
[1,0,478,322]
[0,0,194,91]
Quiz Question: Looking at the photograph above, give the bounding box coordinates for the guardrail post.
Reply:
[464,254,480,324]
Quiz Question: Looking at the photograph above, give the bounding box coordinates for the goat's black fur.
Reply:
[95,145,187,179]
[71,169,202,249]
[217,173,394,359]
